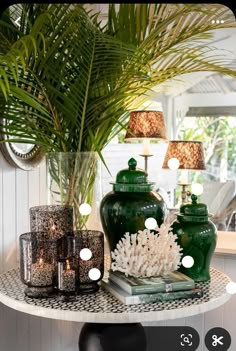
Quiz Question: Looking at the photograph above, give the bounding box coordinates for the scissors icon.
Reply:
[212,334,224,346]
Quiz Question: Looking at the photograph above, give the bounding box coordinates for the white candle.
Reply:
[62,260,75,292]
[31,258,53,286]
[143,138,151,156]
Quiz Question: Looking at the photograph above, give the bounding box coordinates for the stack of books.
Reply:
[101,270,203,305]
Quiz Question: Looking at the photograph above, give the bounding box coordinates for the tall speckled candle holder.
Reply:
[30,205,74,239]
[57,257,77,301]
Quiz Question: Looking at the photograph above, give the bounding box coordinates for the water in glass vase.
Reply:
[46,152,102,231]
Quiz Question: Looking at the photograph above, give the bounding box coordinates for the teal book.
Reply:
[101,279,203,305]
[108,270,195,295]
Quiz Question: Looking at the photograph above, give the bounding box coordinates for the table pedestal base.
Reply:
[78,322,147,351]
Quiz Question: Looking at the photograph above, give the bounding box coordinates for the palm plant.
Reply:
[0,3,236,228]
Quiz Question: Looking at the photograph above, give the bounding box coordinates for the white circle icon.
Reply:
[226,282,236,294]
[211,19,224,24]
[89,268,101,281]
[145,217,157,230]
[79,203,92,216]
[80,248,92,261]
[182,255,194,268]
[167,158,180,170]
[191,183,203,196]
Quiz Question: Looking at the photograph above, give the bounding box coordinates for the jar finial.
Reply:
[128,158,137,170]
[191,194,198,204]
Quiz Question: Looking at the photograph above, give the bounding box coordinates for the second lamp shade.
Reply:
[162,141,206,170]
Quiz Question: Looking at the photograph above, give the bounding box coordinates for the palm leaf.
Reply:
[0,3,236,155]
[1,3,236,229]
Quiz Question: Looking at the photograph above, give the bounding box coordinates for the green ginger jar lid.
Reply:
[177,194,211,223]
[111,158,154,192]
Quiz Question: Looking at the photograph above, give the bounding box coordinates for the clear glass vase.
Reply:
[46,152,102,230]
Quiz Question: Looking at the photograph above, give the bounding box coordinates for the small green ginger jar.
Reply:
[100,158,167,252]
[172,194,217,282]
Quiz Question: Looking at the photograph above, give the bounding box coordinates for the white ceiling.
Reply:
[187,73,236,94]
[85,4,236,97]
[165,28,236,97]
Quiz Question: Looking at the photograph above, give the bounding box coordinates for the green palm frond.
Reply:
[0,3,236,155]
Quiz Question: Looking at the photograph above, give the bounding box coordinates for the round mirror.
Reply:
[0,120,44,170]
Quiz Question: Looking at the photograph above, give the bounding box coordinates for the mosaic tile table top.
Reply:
[0,267,231,323]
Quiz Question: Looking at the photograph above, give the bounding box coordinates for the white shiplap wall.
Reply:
[0,151,236,351]
[0,154,82,351]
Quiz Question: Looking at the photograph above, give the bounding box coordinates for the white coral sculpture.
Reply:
[111,222,183,278]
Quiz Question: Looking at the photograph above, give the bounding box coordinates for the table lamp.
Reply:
[124,110,168,173]
[162,140,206,204]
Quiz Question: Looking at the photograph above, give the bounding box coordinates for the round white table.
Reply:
[0,267,231,323]
[0,268,231,351]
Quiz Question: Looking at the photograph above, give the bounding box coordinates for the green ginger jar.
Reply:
[100,158,167,252]
[172,194,217,282]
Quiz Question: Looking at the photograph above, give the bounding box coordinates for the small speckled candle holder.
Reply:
[55,234,76,291]
[20,232,57,298]
[57,233,75,260]
[57,257,77,301]
[30,205,74,239]
[74,230,104,294]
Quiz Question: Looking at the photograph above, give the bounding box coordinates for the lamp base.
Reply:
[139,154,153,173]
[178,183,191,204]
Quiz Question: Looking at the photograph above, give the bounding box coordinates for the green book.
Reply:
[109,270,195,295]
[101,279,203,305]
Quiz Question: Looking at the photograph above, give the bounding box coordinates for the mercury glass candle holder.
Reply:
[20,232,57,298]
[57,256,77,301]
[57,233,75,260]
[75,230,104,294]
[54,233,75,290]
[30,205,74,239]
